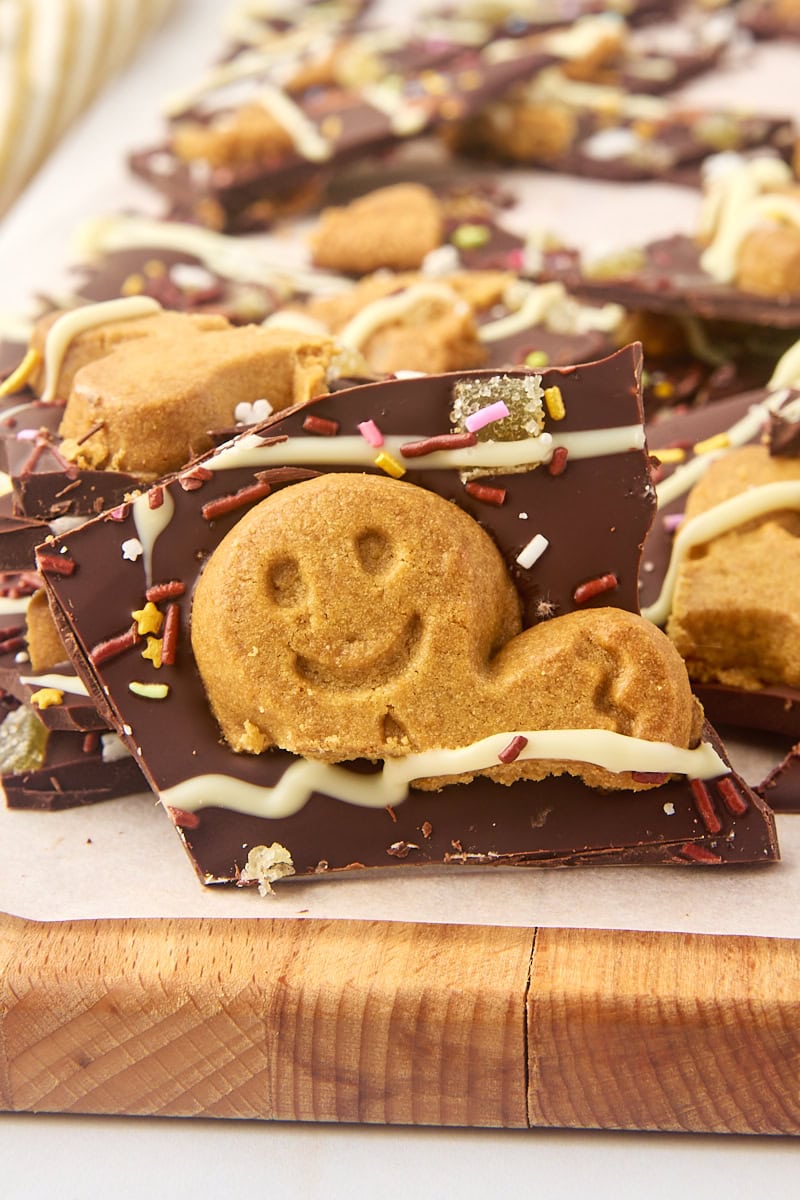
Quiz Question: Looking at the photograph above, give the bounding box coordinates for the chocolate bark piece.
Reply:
[450,98,795,187]
[130,40,557,233]
[758,742,800,813]
[553,233,800,329]
[2,723,146,811]
[39,348,778,884]
[642,385,800,742]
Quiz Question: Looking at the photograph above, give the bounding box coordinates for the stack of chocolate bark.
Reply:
[3,0,800,892]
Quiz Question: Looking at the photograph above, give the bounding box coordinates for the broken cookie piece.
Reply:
[39,349,778,885]
[309,184,444,274]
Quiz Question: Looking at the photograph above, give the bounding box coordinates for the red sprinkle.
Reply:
[179,466,214,491]
[498,735,528,764]
[716,776,749,816]
[82,732,100,754]
[465,480,506,506]
[400,431,477,458]
[0,624,23,642]
[631,771,669,785]
[202,479,272,521]
[548,446,569,477]
[690,778,722,834]
[148,486,164,509]
[167,806,200,830]
[302,413,339,437]
[573,573,618,604]
[37,552,76,577]
[146,579,186,603]
[161,602,180,666]
[107,504,130,522]
[90,623,139,666]
[679,842,722,865]
[0,635,25,654]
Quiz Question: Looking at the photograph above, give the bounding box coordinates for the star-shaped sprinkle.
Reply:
[131,601,163,636]
[141,637,163,669]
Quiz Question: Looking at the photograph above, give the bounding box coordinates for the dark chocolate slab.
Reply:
[2,724,146,811]
[39,348,778,883]
[555,233,800,329]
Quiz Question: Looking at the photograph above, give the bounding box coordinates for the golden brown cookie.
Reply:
[25,589,68,673]
[309,184,444,274]
[192,472,700,791]
[58,320,336,478]
[736,223,800,297]
[668,444,800,690]
[172,104,294,168]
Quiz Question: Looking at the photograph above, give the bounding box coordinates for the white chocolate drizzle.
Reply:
[479,281,623,343]
[255,81,333,161]
[769,337,800,389]
[205,424,645,476]
[338,283,466,350]
[0,595,31,615]
[360,81,429,136]
[76,214,355,296]
[643,481,800,626]
[20,672,89,697]
[41,296,162,402]
[654,389,792,509]
[132,487,175,588]
[698,156,795,284]
[160,730,727,820]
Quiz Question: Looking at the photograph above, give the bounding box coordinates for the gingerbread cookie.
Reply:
[309,184,444,274]
[193,472,701,792]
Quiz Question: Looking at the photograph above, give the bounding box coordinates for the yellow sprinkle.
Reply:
[131,601,163,636]
[320,114,343,140]
[439,97,464,121]
[693,432,730,455]
[129,681,170,700]
[141,637,163,669]
[544,386,566,421]
[456,69,482,91]
[420,70,447,95]
[143,259,166,279]
[653,380,674,399]
[121,273,144,296]
[374,451,406,479]
[652,446,685,464]
[632,119,657,139]
[30,687,63,709]
[0,347,41,398]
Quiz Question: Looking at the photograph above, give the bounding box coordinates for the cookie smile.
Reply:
[294,613,423,689]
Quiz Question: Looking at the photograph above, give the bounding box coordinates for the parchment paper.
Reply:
[0,0,798,937]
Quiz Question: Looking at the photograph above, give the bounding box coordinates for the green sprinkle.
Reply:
[524,349,550,369]
[129,681,170,700]
[451,223,491,250]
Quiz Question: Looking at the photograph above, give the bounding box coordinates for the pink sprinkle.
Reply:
[662,512,684,533]
[358,419,384,448]
[506,248,525,271]
[465,400,509,433]
[15,429,39,441]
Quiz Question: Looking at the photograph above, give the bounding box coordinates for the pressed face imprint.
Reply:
[190,471,698,785]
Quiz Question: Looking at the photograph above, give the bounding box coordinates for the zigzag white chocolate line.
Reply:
[642,481,800,626]
[160,730,728,820]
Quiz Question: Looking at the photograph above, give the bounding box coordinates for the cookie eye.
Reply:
[355,528,394,575]
[267,557,306,606]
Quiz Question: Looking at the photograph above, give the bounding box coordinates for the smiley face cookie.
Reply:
[192,472,701,791]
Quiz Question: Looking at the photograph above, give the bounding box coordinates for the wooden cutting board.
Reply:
[1,912,798,1133]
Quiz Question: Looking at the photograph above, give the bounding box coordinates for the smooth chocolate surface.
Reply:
[557,233,800,328]
[2,724,146,811]
[41,348,778,882]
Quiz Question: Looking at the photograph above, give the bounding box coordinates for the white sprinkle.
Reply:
[14,651,29,664]
[642,561,655,573]
[121,538,144,562]
[519,512,528,519]
[663,801,675,816]
[516,533,549,570]
[101,733,132,763]
[234,397,273,425]
[421,244,460,276]
[169,262,216,292]
[122,724,132,736]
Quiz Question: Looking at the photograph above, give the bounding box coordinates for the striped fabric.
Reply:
[0,0,178,218]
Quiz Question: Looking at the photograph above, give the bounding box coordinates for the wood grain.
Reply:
[2,913,799,1132]
[0,914,532,1125]
[528,928,800,1135]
